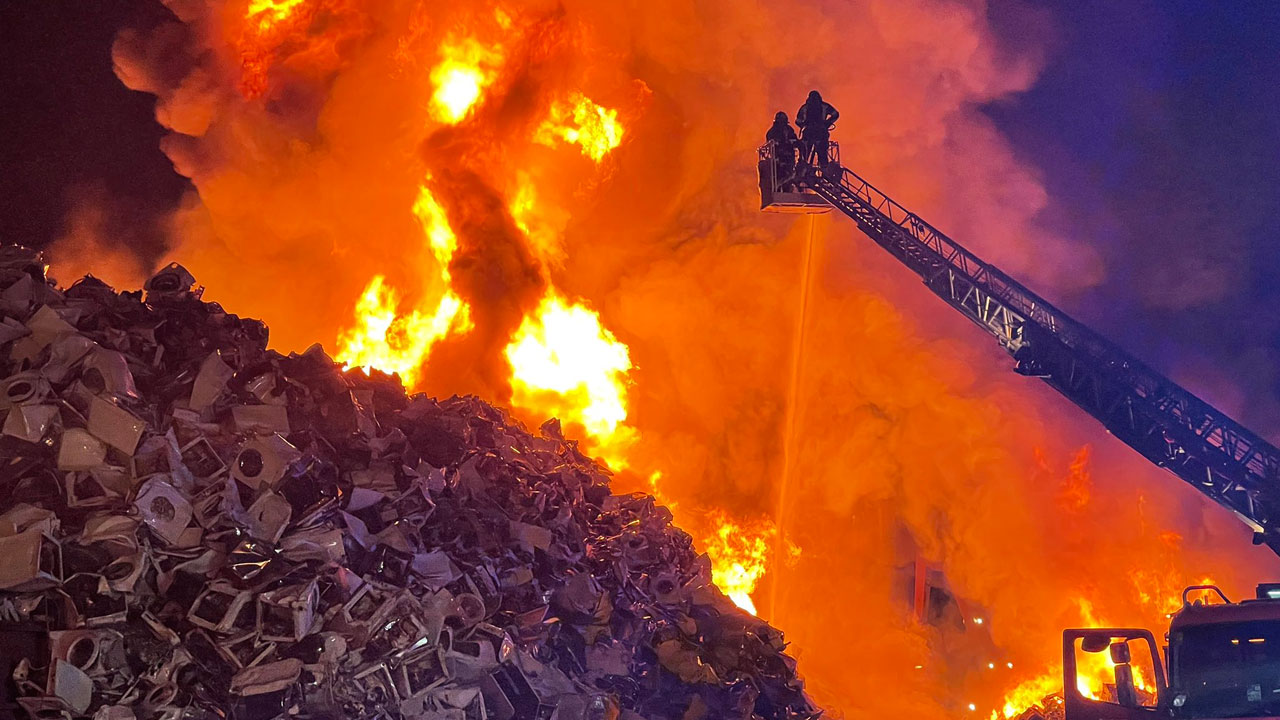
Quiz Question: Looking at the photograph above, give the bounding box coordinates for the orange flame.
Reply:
[335,277,470,388]
[705,511,780,616]
[1057,445,1093,511]
[335,182,471,386]
[235,0,331,97]
[1070,598,1155,702]
[413,180,462,282]
[509,173,567,266]
[648,470,676,509]
[535,93,625,161]
[245,0,308,33]
[997,672,1061,720]
[504,292,635,467]
[430,36,502,124]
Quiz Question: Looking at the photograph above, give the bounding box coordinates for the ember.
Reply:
[0,250,818,720]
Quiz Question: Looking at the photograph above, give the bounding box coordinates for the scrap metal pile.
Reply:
[0,248,819,720]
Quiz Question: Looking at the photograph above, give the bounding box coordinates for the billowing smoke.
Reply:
[89,0,1277,717]
[45,182,160,290]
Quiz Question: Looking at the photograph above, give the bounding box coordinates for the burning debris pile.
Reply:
[1010,695,1064,720]
[0,249,819,720]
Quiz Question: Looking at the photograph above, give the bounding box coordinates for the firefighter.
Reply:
[765,111,799,190]
[796,90,839,169]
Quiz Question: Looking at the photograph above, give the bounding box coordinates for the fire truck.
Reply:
[758,137,1280,720]
[1059,583,1280,720]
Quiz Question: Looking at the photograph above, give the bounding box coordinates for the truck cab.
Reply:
[1065,585,1280,720]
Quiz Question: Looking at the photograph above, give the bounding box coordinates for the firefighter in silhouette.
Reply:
[765,111,799,190]
[796,90,839,170]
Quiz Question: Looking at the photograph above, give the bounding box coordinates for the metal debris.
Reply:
[0,248,819,720]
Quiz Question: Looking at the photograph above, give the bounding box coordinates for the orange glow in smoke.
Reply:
[705,511,779,616]
[509,173,567,265]
[236,0,316,97]
[535,93,625,161]
[505,292,635,467]
[335,183,471,386]
[430,36,502,124]
[114,1,1280,717]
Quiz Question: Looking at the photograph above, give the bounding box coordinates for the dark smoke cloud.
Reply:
[422,167,548,399]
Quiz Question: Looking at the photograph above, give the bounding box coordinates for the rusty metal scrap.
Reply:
[0,248,820,720]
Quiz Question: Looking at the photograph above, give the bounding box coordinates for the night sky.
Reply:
[0,0,187,266]
[1,0,1278,435]
[986,0,1280,437]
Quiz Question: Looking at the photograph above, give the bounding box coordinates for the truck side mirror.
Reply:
[1081,635,1110,653]
[1110,641,1139,708]
[1110,641,1132,664]
[1114,662,1139,708]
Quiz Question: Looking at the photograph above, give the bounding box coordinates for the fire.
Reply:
[509,176,541,251]
[335,183,471,386]
[235,0,317,97]
[245,0,307,32]
[998,673,1061,719]
[115,0,1280,717]
[648,471,675,508]
[1068,600,1155,699]
[343,32,633,466]
[1057,445,1092,511]
[705,511,778,616]
[504,292,635,467]
[535,93,625,161]
[413,181,461,282]
[430,36,501,124]
[997,597,1171,718]
[508,173,566,266]
[651,471,791,620]
[1132,534,1214,616]
[335,277,469,388]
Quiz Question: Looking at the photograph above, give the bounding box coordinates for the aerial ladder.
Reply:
[759,136,1280,720]
[759,139,1280,555]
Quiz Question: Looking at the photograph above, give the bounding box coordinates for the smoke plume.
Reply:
[89,0,1279,716]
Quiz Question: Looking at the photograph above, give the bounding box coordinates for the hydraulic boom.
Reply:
[759,141,1280,555]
